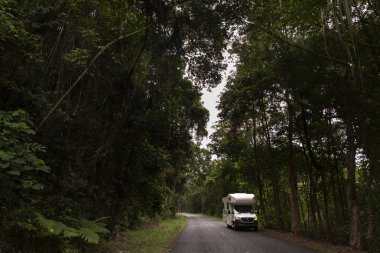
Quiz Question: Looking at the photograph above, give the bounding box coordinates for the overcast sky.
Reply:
[201,57,236,147]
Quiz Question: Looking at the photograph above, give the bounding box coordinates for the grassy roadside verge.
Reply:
[108,215,187,253]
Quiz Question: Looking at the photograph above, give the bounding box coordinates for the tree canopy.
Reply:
[181,0,380,252]
[1,0,380,252]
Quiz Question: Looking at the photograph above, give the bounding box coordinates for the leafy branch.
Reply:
[36,24,152,131]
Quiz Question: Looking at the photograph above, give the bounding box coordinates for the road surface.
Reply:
[170,214,320,253]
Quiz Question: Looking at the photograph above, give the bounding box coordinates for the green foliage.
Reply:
[0,110,50,189]
[0,0,224,251]
[63,48,90,68]
[182,1,380,251]
[0,110,52,252]
[35,213,109,244]
[3,0,379,251]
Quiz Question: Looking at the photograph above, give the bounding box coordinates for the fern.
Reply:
[63,227,79,238]
[79,219,109,234]
[35,213,109,244]
[77,228,99,244]
[36,213,71,235]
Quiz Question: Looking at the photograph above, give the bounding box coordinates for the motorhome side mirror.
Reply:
[228,210,231,214]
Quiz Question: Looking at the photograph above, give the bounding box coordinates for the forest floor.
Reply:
[263,229,365,253]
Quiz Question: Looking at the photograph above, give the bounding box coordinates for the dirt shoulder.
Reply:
[262,229,365,253]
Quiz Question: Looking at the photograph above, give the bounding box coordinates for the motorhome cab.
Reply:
[222,193,258,231]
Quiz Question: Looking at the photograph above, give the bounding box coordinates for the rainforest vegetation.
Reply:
[1,0,380,252]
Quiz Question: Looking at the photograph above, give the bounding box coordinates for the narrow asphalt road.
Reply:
[169,213,320,253]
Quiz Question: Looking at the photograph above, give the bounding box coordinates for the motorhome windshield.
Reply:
[234,205,253,213]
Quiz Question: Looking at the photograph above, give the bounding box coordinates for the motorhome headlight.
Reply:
[234,217,241,221]
[253,215,257,221]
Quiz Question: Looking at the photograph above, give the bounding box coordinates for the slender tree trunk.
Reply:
[329,165,339,242]
[300,178,309,229]
[300,145,318,229]
[366,152,375,252]
[320,172,333,239]
[345,117,361,250]
[327,123,339,240]
[260,103,284,230]
[298,135,318,231]
[310,167,321,230]
[252,111,266,214]
[108,182,125,234]
[285,89,301,234]
[327,113,347,224]
[299,103,328,233]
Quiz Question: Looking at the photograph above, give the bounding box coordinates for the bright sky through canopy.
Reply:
[201,54,236,147]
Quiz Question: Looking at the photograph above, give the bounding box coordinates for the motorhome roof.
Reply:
[223,193,255,204]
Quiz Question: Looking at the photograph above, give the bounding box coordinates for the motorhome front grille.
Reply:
[241,218,254,222]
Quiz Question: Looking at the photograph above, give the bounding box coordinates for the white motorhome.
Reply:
[222,193,258,231]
